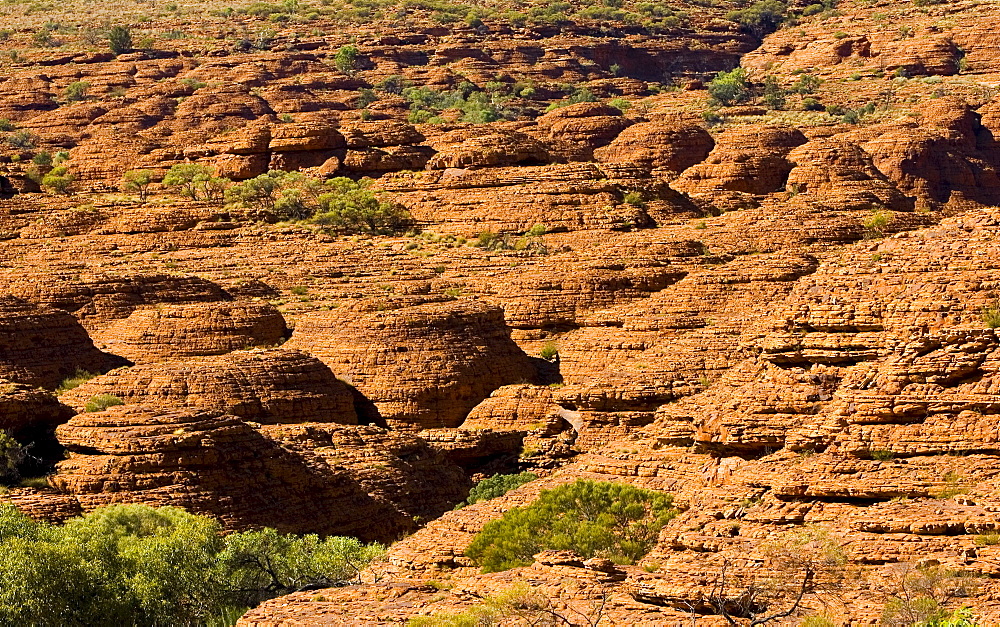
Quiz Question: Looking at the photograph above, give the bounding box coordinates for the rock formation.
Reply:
[286,298,535,428]
[59,349,358,425]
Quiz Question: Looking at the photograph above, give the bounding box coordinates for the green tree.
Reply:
[217,528,385,607]
[41,166,74,194]
[0,432,25,483]
[762,75,786,109]
[108,25,132,56]
[0,504,386,625]
[334,44,358,74]
[64,81,90,103]
[727,0,787,37]
[465,480,677,573]
[163,163,227,201]
[458,472,538,508]
[311,177,411,234]
[708,68,751,106]
[121,169,153,201]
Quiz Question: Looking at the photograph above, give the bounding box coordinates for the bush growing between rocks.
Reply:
[333,44,358,74]
[121,169,154,201]
[84,394,124,413]
[56,369,97,394]
[64,81,90,103]
[108,25,132,56]
[465,480,677,573]
[163,163,229,201]
[456,472,538,509]
[41,166,74,195]
[708,68,751,106]
[727,0,787,38]
[0,432,25,483]
[0,504,385,625]
[226,171,412,234]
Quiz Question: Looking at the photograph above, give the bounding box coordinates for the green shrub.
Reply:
[622,191,645,207]
[525,223,546,237]
[870,449,894,461]
[982,302,1000,329]
[458,472,538,509]
[121,170,154,201]
[974,533,1000,546]
[403,85,513,124]
[56,369,97,394]
[801,97,824,111]
[0,504,384,625]
[108,25,132,56]
[726,0,787,37]
[791,73,822,95]
[334,44,358,74]
[6,130,36,150]
[64,81,90,103]
[0,432,26,483]
[41,167,74,195]
[539,341,558,361]
[608,97,631,113]
[761,75,786,109]
[707,68,751,106]
[311,177,411,235]
[83,394,124,413]
[465,480,677,573]
[163,164,228,201]
[862,209,891,239]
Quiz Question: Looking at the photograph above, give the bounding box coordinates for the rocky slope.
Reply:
[0,0,999,623]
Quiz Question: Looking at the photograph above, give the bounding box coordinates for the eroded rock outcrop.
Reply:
[95,302,287,363]
[0,296,123,389]
[50,405,401,539]
[60,348,358,425]
[286,298,535,428]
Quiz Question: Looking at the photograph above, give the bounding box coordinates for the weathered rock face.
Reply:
[673,125,808,199]
[286,298,535,428]
[59,349,358,425]
[0,296,123,389]
[94,302,287,363]
[50,406,403,540]
[535,102,633,155]
[258,422,471,525]
[426,127,550,169]
[0,272,231,329]
[0,380,73,441]
[784,138,915,212]
[593,120,714,173]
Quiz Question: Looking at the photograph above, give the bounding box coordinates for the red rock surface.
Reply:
[286,298,535,428]
[0,0,999,622]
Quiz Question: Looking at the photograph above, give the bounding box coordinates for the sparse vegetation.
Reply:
[56,369,97,394]
[121,170,154,201]
[64,81,90,103]
[83,394,125,413]
[539,341,559,361]
[862,209,892,239]
[456,472,538,509]
[41,166,74,195]
[880,563,978,626]
[333,44,358,74]
[727,0,787,38]
[707,67,751,106]
[465,480,677,573]
[163,164,229,201]
[108,25,132,56]
[0,432,26,483]
[982,301,1000,328]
